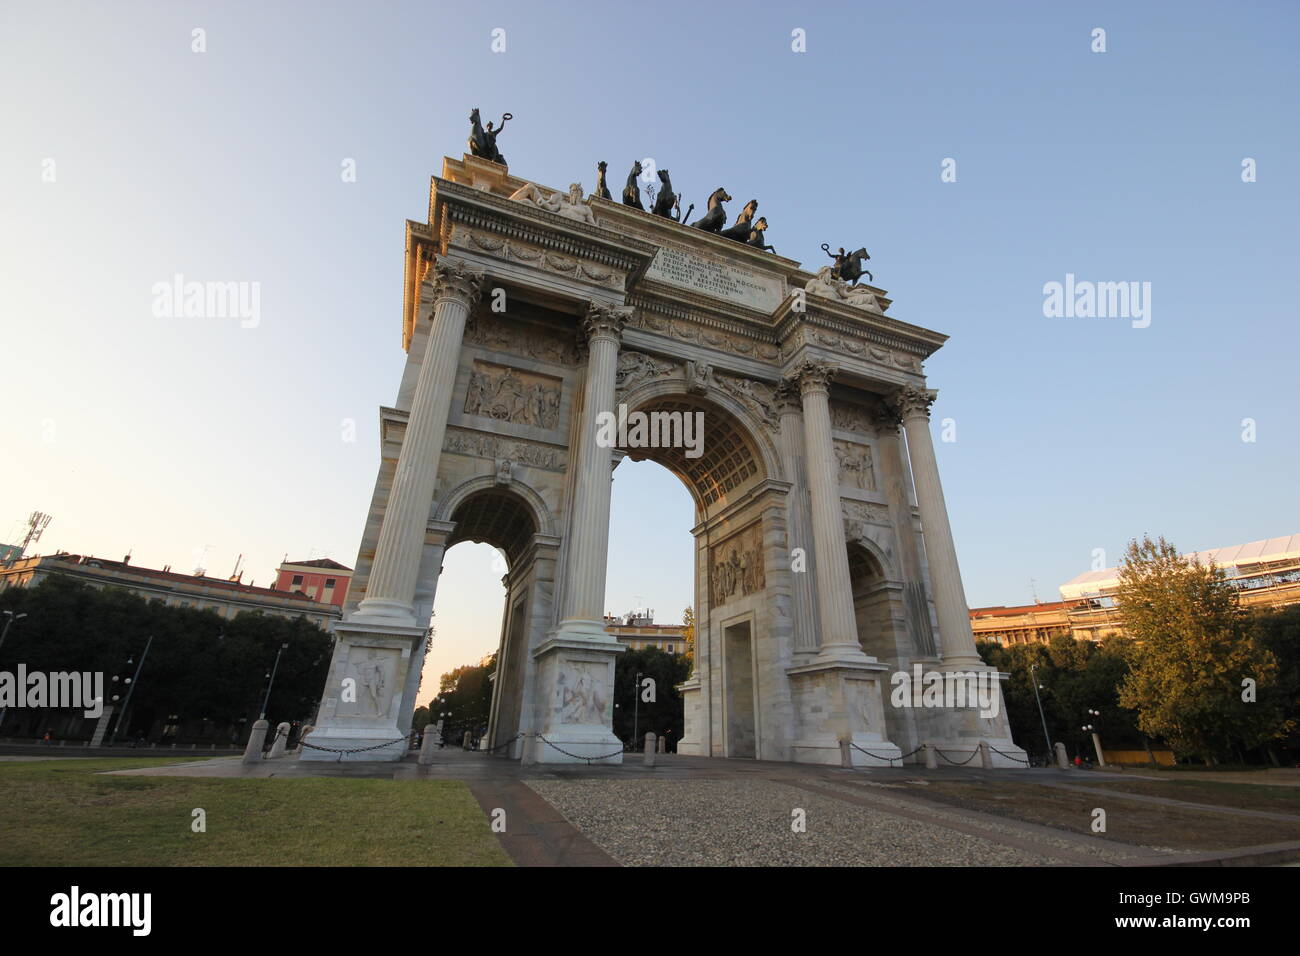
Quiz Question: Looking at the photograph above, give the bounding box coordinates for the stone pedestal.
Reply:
[300,620,420,762]
[787,659,901,766]
[529,637,624,764]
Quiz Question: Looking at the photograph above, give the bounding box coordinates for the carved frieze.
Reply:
[464,313,578,365]
[830,401,876,435]
[443,425,566,471]
[709,523,766,607]
[554,661,610,725]
[715,372,779,433]
[448,227,623,290]
[843,501,892,541]
[614,350,678,397]
[628,310,781,361]
[464,361,562,429]
[780,327,924,373]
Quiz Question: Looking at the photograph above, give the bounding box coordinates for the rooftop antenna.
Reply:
[10,511,52,566]
[194,544,210,576]
[1030,578,1040,604]
[231,553,243,581]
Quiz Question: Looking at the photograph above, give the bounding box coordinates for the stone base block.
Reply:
[529,730,624,765]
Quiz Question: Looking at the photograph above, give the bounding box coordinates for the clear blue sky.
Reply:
[2,1,1296,690]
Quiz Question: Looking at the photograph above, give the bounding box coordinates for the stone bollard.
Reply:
[1055,741,1070,769]
[839,737,853,768]
[267,722,291,759]
[979,740,993,769]
[643,733,656,767]
[242,719,268,765]
[462,733,472,751]
[297,725,314,753]
[924,742,938,769]
[657,735,665,754]
[418,727,439,766]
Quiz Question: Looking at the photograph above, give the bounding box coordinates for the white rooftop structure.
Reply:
[1059,533,1300,601]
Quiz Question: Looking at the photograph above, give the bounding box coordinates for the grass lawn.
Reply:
[0,758,512,866]
[1080,776,1300,814]
[911,779,1300,851]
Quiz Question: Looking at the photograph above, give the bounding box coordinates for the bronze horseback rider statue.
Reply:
[822,244,872,284]
[468,108,511,166]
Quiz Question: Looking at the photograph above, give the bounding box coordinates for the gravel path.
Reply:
[811,778,1161,862]
[526,778,1058,866]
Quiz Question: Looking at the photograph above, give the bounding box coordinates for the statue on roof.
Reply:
[468,108,511,166]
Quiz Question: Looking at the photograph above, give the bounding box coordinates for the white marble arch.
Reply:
[844,524,899,585]
[433,472,557,539]
[615,377,785,493]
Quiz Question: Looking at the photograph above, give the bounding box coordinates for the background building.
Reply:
[0,552,339,629]
[603,610,688,654]
[972,533,1300,646]
[273,557,354,609]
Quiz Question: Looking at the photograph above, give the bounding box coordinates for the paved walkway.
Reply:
[100,751,1300,867]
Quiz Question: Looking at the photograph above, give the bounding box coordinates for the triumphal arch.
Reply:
[303,149,1027,767]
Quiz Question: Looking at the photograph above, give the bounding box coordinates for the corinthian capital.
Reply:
[581,302,630,346]
[793,360,836,397]
[889,385,938,421]
[774,378,802,415]
[431,257,486,307]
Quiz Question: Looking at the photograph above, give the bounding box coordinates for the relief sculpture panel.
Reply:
[709,522,766,607]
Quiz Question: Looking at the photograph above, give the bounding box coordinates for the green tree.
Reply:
[1115,535,1286,763]
[430,654,496,744]
[613,647,692,750]
[681,606,695,669]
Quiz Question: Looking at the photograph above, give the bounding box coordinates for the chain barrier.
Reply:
[988,745,1031,766]
[847,742,924,766]
[934,747,981,766]
[297,736,409,763]
[475,733,524,754]
[534,734,627,764]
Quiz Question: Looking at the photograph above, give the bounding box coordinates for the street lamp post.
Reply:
[0,611,28,731]
[0,610,27,652]
[259,643,290,720]
[108,635,153,746]
[1029,662,1054,763]
[632,670,643,752]
[1084,708,1106,767]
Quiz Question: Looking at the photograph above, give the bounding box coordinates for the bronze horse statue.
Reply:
[822,244,872,284]
[720,199,758,242]
[690,187,732,232]
[623,161,644,209]
[747,217,775,253]
[468,108,510,165]
[652,169,683,219]
[595,161,612,200]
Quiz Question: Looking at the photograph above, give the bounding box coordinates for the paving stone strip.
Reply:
[469,780,619,867]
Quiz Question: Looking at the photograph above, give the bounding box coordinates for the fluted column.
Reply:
[555,303,627,639]
[792,361,868,661]
[891,385,981,666]
[353,258,484,626]
[775,380,819,654]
